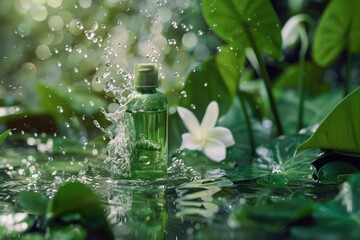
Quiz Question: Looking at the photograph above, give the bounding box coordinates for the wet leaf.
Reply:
[229,198,316,234]
[203,0,283,60]
[297,87,360,154]
[0,130,10,145]
[254,135,318,184]
[179,46,245,119]
[17,191,49,215]
[317,161,359,184]
[291,174,360,239]
[46,182,113,240]
[312,0,360,67]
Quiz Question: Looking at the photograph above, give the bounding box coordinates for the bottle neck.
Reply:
[135,86,157,93]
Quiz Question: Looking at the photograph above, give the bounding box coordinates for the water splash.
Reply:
[100,71,135,178]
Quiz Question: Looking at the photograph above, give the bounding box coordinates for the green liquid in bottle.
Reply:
[126,109,168,179]
[126,63,168,180]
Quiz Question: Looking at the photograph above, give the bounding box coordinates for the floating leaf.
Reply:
[203,0,283,60]
[46,182,113,240]
[312,0,360,67]
[254,135,319,185]
[317,161,359,184]
[297,87,360,154]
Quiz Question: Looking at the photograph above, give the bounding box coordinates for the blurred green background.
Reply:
[0,0,358,148]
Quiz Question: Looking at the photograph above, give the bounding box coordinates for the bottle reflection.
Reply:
[130,186,167,239]
[108,184,168,240]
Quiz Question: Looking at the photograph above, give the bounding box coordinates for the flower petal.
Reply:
[200,101,219,131]
[203,138,226,162]
[177,106,201,136]
[180,133,203,150]
[209,127,235,147]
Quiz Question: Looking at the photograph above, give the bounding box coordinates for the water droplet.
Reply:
[65,45,72,52]
[91,22,99,32]
[77,22,84,30]
[168,39,177,45]
[57,106,64,113]
[190,104,196,109]
[197,30,204,36]
[174,72,180,77]
[181,90,187,98]
[85,30,96,41]
[204,82,208,87]
[171,21,178,29]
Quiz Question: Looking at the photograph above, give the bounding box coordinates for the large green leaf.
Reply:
[297,87,360,153]
[312,0,360,67]
[203,0,282,60]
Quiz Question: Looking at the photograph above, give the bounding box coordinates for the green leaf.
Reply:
[297,87,360,153]
[254,135,318,184]
[179,58,230,118]
[0,129,10,145]
[46,182,113,240]
[274,62,330,96]
[17,191,49,215]
[35,83,107,119]
[312,0,360,67]
[216,45,245,98]
[203,0,282,60]
[317,161,359,184]
[229,198,316,235]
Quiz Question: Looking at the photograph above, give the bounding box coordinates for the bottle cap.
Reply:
[134,63,159,88]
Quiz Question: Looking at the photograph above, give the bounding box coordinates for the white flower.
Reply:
[177,101,235,162]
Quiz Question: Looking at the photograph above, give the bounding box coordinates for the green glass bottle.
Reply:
[126,63,168,179]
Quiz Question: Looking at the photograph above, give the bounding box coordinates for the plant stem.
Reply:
[297,27,308,132]
[238,90,255,155]
[344,48,352,97]
[243,25,284,136]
